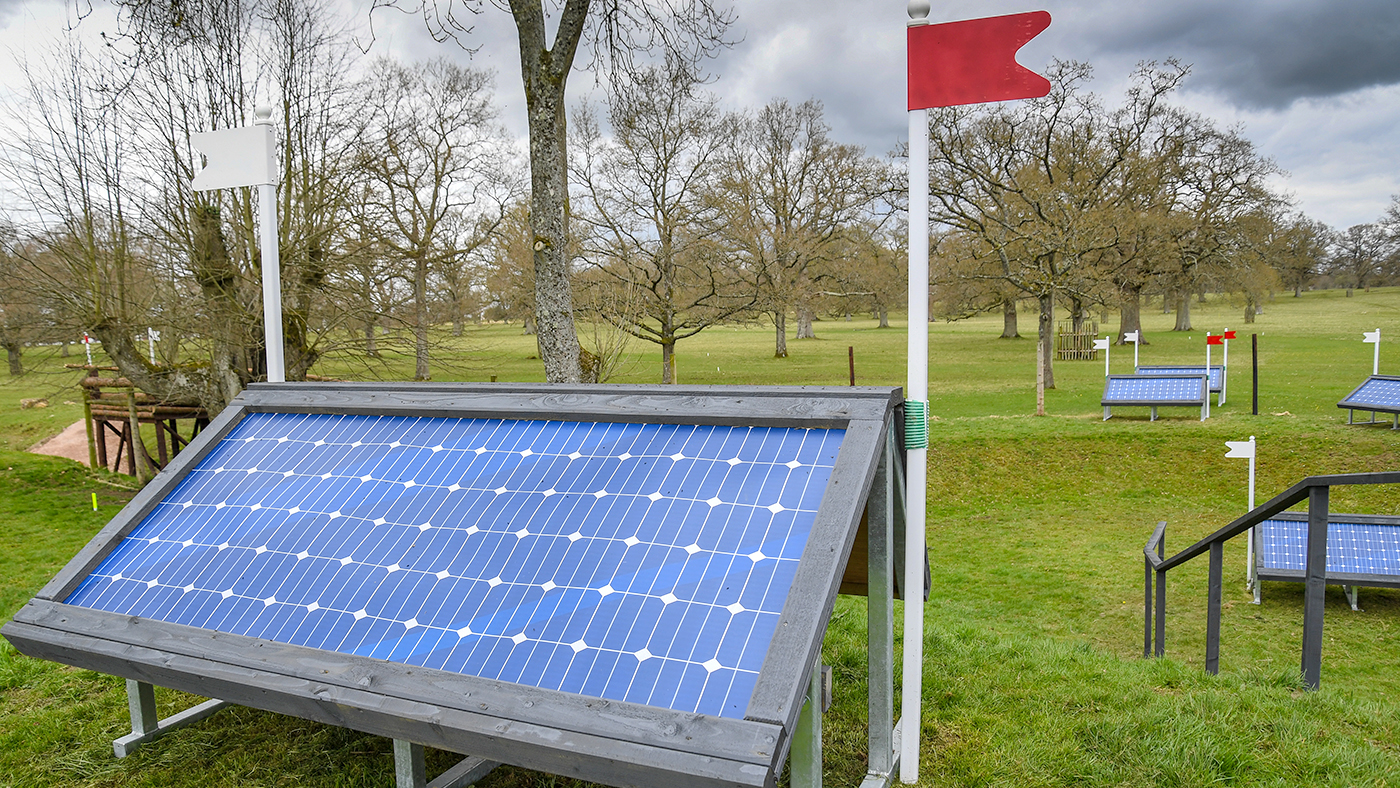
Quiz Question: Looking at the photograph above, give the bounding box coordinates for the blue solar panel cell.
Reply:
[1341,378,1400,410]
[1259,518,1400,576]
[65,413,846,719]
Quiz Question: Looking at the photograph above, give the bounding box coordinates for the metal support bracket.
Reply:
[393,740,498,788]
[1344,584,1359,611]
[113,680,230,758]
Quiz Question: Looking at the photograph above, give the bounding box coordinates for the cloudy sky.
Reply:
[0,0,1396,229]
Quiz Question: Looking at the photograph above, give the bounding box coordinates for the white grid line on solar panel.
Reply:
[1259,519,1400,576]
[1136,366,1222,389]
[1104,377,1204,400]
[1344,379,1400,409]
[65,412,845,718]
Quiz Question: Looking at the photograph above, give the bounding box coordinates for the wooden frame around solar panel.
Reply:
[3,382,908,788]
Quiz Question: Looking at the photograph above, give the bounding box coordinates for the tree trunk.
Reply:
[1035,333,1045,417]
[1070,296,1086,334]
[1038,291,1055,391]
[661,341,675,384]
[1244,297,1256,323]
[774,312,788,358]
[1173,291,1193,331]
[60,342,68,358]
[1294,285,1301,297]
[1117,284,1145,345]
[1346,287,1354,297]
[795,308,815,339]
[521,315,537,335]
[4,341,21,376]
[1001,299,1019,339]
[878,307,889,328]
[413,254,430,381]
[365,317,379,357]
[514,7,585,383]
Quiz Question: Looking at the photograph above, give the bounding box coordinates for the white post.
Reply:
[147,329,158,365]
[1125,330,1139,369]
[903,4,930,781]
[1204,333,1211,419]
[1374,328,1381,376]
[255,107,285,383]
[1227,437,1257,583]
[1094,337,1110,380]
[83,333,93,366]
[1221,328,1228,406]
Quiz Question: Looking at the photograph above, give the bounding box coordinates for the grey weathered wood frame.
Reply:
[3,382,902,788]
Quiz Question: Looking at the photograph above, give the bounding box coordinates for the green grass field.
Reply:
[4,288,1400,786]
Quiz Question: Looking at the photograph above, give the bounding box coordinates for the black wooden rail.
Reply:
[1143,471,1400,690]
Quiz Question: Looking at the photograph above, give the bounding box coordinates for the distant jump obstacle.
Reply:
[1102,374,1209,421]
[1136,365,1224,405]
[1252,512,1400,611]
[1337,375,1400,429]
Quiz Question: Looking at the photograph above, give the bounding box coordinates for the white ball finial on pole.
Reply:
[254,105,274,125]
[908,0,930,25]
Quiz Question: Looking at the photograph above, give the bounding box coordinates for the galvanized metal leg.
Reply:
[113,681,230,758]
[1205,542,1222,675]
[1151,406,1158,421]
[1301,486,1329,690]
[1344,585,1359,611]
[860,431,899,788]
[790,665,823,788]
[394,741,496,788]
[1103,406,1111,421]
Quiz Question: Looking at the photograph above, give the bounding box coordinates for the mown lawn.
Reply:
[3,288,1400,786]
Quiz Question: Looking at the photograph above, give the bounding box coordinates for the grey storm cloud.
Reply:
[1080,0,1400,108]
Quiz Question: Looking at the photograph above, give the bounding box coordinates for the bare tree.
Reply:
[371,0,735,383]
[715,99,883,358]
[354,57,513,380]
[1330,223,1389,296]
[570,58,751,383]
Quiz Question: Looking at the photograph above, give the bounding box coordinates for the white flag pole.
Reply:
[190,105,283,383]
[147,328,157,365]
[1094,337,1110,379]
[1205,333,1212,419]
[254,107,285,383]
[1373,328,1381,376]
[903,4,930,781]
[83,333,93,366]
[1226,437,1257,583]
[1125,330,1139,369]
[1221,328,1229,406]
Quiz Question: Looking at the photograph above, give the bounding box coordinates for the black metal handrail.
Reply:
[1144,471,1400,689]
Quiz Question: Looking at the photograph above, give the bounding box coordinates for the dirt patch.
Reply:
[28,419,119,467]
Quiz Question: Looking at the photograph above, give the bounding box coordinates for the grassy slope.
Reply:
[3,289,1400,786]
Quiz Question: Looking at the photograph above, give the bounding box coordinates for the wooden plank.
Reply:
[234,383,900,429]
[2,620,776,788]
[744,417,886,734]
[10,600,779,768]
[36,404,249,602]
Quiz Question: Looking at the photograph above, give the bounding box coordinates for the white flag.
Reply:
[1124,331,1139,342]
[1364,329,1381,344]
[1092,338,1110,350]
[1224,440,1255,459]
[191,125,278,191]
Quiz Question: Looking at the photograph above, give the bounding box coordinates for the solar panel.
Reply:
[4,383,903,788]
[1259,516,1400,577]
[1339,376,1400,411]
[63,412,843,719]
[1103,375,1208,404]
[1136,365,1223,392]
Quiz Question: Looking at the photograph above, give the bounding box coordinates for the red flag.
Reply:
[908,11,1052,110]
[1206,335,1225,346]
[1222,330,1237,340]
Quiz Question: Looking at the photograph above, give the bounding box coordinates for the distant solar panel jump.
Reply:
[4,383,910,788]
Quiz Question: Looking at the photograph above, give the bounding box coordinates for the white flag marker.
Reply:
[1364,328,1381,376]
[191,107,284,383]
[1093,337,1110,378]
[1226,436,1257,585]
[1125,330,1140,368]
[147,328,161,365]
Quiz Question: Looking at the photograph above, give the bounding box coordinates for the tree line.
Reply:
[0,1,1390,415]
